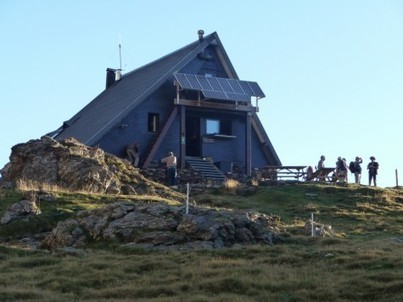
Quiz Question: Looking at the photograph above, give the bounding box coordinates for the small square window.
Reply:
[148,113,160,132]
[206,119,220,134]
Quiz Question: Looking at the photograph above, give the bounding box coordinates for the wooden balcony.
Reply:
[174,98,257,112]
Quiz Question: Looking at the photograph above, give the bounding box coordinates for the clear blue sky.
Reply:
[1,1,402,187]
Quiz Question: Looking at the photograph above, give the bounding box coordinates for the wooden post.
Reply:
[180,105,186,169]
[245,112,252,176]
[396,169,399,187]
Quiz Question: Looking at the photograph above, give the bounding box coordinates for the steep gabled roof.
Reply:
[52,32,237,145]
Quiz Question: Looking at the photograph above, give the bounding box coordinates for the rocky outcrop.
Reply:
[1,137,183,200]
[41,202,281,250]
[1,199,41,224]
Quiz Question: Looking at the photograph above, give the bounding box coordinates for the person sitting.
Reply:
[305,166,315,181]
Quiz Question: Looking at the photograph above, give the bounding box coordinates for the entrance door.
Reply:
[186,116,201,157]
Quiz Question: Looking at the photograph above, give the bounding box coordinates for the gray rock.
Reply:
[1,199,41,224]
[41,202,280,250]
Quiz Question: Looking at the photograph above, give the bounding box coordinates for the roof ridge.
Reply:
[123,32,217,78]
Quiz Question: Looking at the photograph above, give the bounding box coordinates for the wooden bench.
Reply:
[262,166,307,181]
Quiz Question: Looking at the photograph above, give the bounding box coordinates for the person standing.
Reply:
[317,155,325,170]
[317,155,326,182]
[336,157,348,182]
[353,156,363,184]
[126,142,140,167]
[161,152,177,188]
[367,156,379,186]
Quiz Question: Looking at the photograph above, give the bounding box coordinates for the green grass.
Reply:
[0,184,402,301]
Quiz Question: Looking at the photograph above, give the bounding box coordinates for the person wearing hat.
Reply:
[161,151,177,188]
[367,156,379,186]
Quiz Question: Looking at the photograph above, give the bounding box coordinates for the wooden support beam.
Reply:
[142,107,178,168]
[246,112,252,176]
[180,105,186,169]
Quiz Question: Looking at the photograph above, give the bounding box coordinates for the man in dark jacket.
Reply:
[367,156,379,186]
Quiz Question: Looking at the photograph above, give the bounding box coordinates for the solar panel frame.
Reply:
[174,73,264,102]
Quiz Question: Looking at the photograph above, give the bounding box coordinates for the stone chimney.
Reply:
[198,29,204,43]
[105,68,122,89]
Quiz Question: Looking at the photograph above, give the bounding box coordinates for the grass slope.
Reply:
[0,184,402,301]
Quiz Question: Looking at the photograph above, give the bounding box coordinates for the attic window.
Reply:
[148,113,160,132]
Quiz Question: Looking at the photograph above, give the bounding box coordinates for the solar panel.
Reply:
[202,90,228,100]
[174,73,192,89]
[238,81,254,96]
[228,79,243,94]
[205,77,223,92]
[226,92,251,102]
[174,73,265,102]
[216,77,233,93]
[197,76,213,91]
[185,74,203,90]
[247,81,265,98]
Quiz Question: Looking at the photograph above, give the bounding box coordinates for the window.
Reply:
[206,119,232,135]
[206,119,220,134]
[148,113,160,132]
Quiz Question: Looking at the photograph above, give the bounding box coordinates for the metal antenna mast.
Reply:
[119,43,122,71]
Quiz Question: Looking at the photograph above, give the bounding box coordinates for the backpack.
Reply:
[349,161,355,173]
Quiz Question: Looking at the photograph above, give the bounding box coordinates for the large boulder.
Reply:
[1,137,182,200]
[40,202,281,250]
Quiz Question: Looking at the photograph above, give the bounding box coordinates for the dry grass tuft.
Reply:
[16,178,65,193]
[222,179,241,195]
